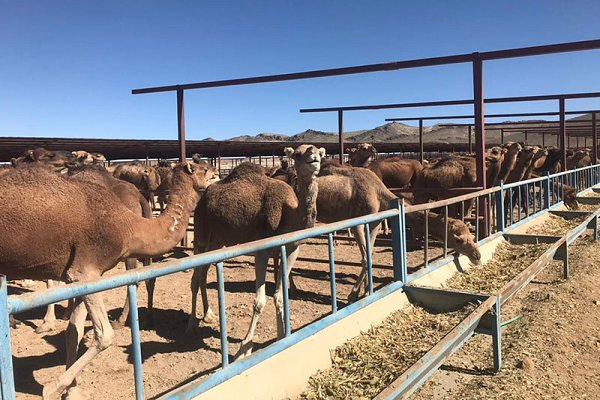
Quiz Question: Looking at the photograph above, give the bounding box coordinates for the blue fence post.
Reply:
[544,172,551,209]
[126,284,144,400]
[215,262,229,367]
[390,199,407,283]
[364,225,374,296]
[0,276,15,400]
[495,181,505,232]
[279,246,291,337]
[326,233,338,313]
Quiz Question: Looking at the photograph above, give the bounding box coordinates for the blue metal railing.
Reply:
[1,164,600,399]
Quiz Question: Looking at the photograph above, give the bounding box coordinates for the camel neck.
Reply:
[126,173,199,258]
[295,173,318,229]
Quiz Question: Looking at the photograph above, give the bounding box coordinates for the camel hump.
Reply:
[223,162,266,182]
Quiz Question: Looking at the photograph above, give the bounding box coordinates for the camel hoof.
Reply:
[347,291,360,304]
[202,311,218,325]
[35,321,57,334]
[185,318,199,335]
[42,382,61,400]
[235,343,253,360]
[9,315,21,329]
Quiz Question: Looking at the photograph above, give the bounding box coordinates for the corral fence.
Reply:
[1,163,600,399]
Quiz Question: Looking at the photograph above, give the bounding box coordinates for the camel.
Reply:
[188,144,324,358]
[485,146,506,186]
[535,147,562,175]
[567,150,591,170]
[155,162,175,211]
[72,150,107,165]
[497,142,522,183]
[11,148,79,171]
[367,156,423,189]
[0,161,218,399]
[504,146,538,184]
[316,165,481,301]
[112,161,162,206]
[347,143,377,167]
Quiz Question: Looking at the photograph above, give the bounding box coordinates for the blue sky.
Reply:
[2,1,600,140]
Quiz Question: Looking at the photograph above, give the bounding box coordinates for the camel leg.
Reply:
[42,291,114,400]
[273,253,298,293]
[117,258,138,326]
[348,225,369,303]
[62,298,86,399]
[187,264,216,335]
[236,251,269,359]
[36,280,59,334]
[274,245,299,339]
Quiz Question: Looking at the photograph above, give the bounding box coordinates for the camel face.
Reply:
[446,218,481,264]
[12,147,78,171]
[186,160,220,191]
[486,146,504,164]
[348,143,377,167]
[563,187,579,210]
[284,144,325,176]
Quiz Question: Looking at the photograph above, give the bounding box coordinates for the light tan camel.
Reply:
[0,161,218,399]
[188,144,324,358]
[348,143,377,167]
[72,150,106,165]
[316,165,481,301]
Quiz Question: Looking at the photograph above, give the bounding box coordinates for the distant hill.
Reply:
[218,115,590,147]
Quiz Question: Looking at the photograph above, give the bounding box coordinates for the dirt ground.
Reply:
[9,226,424,399]
[413,231,600,399]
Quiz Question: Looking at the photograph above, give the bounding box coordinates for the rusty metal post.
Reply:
[500,128,504,144]
[473,54,488,238]
[542,131,545,147]
[524,130,528,144]
[468,125,472,153]
[593,113,598,164]
[176,89,188,247]
[419,119,424,164]
[217,145,221,173]
[560,97,566,171]
[177,89,186,162]
[338,110,344,163]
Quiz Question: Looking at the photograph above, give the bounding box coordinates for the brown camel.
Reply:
[11,148,79,171]
[348,143,377,167]
[485,146,506,185]
[367,156,423,189]
[567,150,591,170]
[497,142,522,183]
[188,144,324,358]
[155,162,175,211]
[72,150,107,165]
[316,164,481,301]
[0,161,218,399]
[112,161,162,206]
[535,147,562,174]
[505,146,538,184]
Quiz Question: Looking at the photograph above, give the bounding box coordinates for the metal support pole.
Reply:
[327,234,338,313]
[544,172,551,209]
[495,181,505,232]
[577,135,580,148]
[473,54,488,238]
[176,89,186,162]
[542,131,545,148]
[419,119,424,164]
[500,128,504,144]
[0,276,16,399]
[127,284,144,400]
[280,246,291,337]
[338,110,344,164]
[492,295,502,372]
[217,146,221,174]
[390,199,407,283]
[560,98,567,171]
[524,130,528,144]
[216,262,229,367]
[594,113,598,164]
[468,125,472,153]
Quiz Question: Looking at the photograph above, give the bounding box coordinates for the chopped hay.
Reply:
[525,214,588,236]
[444,242,551,294]
[298,304,475,400]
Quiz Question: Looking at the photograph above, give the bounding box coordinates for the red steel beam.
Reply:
[133,39,600,95]
[560,98,567,170]
[338,110,344,163]
[594,113,598,164]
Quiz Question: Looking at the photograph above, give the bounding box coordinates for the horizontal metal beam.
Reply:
[301,91,600,113]
[385,109,600,122]
[132,39,600,95]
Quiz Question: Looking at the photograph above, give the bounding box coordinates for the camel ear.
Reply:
[284,147,294,157]
[318,147,326,158]
[186,161,194,174]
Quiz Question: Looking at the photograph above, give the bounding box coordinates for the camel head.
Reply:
[443,216,481,264]
[174,160,220,192]
[284,145,325,177]
[192,153,203,164]
[12,147,78,172]
[72,150,95,165]
[348,143,377,166]
[503,142,522,155]
[485,146,505,164]
[563,186,579,210]
[518,146,537,163]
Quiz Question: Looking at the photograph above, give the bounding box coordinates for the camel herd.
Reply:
[0,141,588,399]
